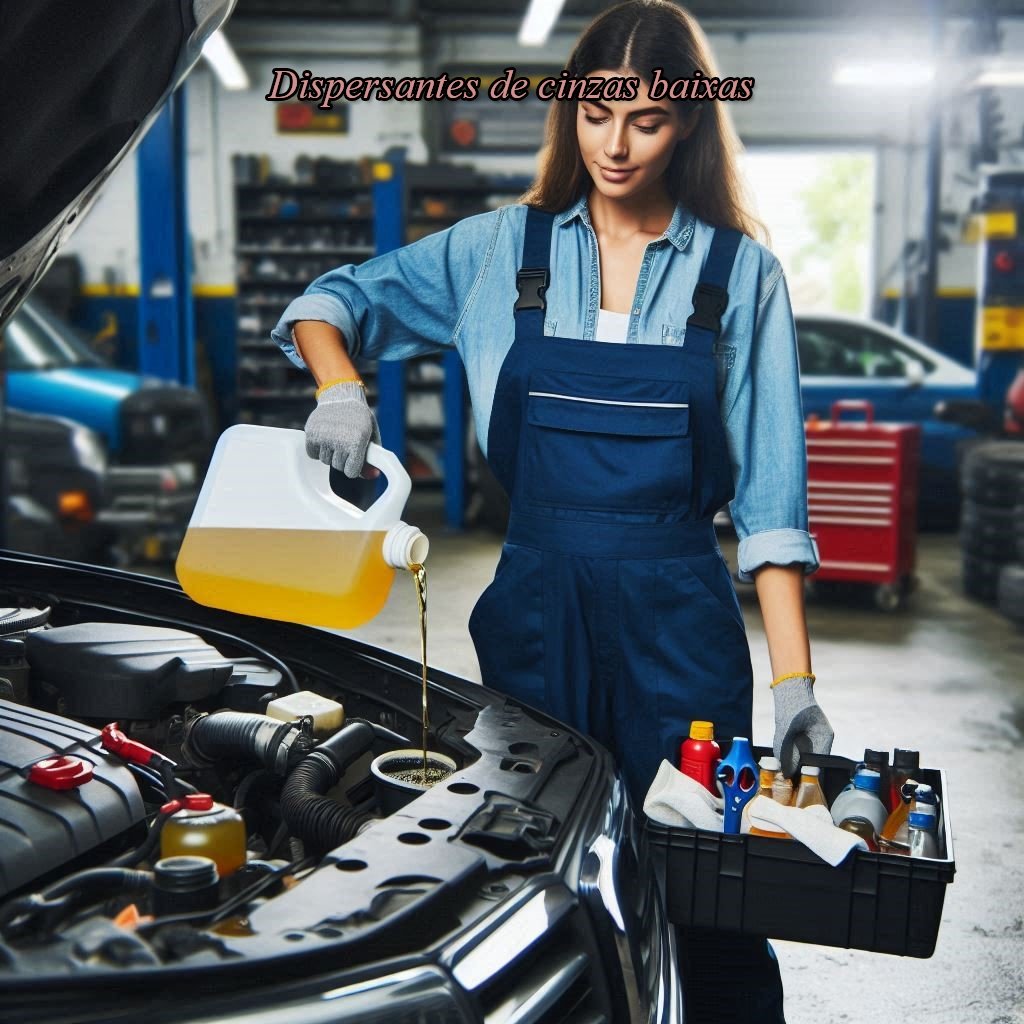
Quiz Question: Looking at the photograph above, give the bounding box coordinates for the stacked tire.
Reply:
[959,442,1024,625]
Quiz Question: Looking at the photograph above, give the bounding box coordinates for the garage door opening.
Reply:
[741,150,875,316]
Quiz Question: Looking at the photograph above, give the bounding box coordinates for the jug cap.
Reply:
[853,769,881,792]
[689,721,715,741]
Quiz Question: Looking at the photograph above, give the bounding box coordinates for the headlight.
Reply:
[70,426,107,475]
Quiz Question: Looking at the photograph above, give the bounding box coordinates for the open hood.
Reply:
[0,0,235,328]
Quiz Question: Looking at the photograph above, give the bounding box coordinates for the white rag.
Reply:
[643,762,869,868]
[642,760,724,831]
[745,796,868,867]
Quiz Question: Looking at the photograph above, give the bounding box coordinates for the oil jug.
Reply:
[176,425,428,629]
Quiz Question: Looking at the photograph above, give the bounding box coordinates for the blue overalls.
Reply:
[469,206,786,1024]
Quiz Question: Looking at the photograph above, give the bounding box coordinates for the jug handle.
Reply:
[362,442,412,525]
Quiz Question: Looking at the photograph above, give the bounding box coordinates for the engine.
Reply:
[0,606,434,959]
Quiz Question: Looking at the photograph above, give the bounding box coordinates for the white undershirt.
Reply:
[594,308,630,344]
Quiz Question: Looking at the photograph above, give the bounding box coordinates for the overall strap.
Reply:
[514,206,555,342]
[685,227,743,357]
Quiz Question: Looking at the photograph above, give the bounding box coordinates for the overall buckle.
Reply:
[514,267,549,313]
[687,282,729,335]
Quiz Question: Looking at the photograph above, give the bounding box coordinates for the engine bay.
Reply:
[0,586,590,984]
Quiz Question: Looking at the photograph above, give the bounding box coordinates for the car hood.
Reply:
[0,0,235,327]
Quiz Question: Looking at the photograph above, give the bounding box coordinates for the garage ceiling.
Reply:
[232,0,1024,19]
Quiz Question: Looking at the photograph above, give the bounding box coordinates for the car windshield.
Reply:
[3,299,106,371]
[796,319,936,378]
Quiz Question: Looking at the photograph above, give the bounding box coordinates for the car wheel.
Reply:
[961,442,1024,507]
[960,500,1019,562]
[997,563,1024,624]
[962,551,1003,603]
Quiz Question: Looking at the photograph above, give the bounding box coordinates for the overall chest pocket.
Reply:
[523,368,692,513]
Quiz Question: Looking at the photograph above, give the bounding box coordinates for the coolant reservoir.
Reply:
[160,793,246,877]
[175,426,429,629]
[266,690,345,738]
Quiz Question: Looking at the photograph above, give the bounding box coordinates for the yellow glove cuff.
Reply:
[314,377,365,400]
[770,671,816,689]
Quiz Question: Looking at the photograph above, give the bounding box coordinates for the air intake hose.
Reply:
[184,712,313,775]
[280,720,378,853]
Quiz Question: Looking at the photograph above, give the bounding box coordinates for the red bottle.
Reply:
[679,721,721,794]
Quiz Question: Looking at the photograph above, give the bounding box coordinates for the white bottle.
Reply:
[907,811,939,859]
[829,768,888,835]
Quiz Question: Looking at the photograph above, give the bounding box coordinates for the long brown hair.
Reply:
[521,0,766,242]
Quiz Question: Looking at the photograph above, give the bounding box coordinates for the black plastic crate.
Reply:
[646,750,956,957]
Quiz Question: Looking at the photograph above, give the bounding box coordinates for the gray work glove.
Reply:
[304,380,380,478]
[772,674,834,778]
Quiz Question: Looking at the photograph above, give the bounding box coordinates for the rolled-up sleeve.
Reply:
[723,260,820,583]
[271,208,500,369]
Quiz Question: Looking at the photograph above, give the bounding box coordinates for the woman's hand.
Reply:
[305,380,380,478]
[771,673,834,777]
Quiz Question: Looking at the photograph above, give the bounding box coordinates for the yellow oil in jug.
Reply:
[176,527,392,629]
[160,795,247,877]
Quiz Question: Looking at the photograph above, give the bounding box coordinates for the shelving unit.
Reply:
[232,153,527,527]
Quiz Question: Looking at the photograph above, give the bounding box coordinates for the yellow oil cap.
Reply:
[689,720,715,741]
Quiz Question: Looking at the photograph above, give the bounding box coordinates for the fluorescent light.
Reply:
[518,0,566,46]
[202,29,250,91]
[976,69,1024,87]
[834,62,935,88]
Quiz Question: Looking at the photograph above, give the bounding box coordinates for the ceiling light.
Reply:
[202,29,250,91]
[518,0,566,47]
[834,62,935,88]
[975,69,1024,87]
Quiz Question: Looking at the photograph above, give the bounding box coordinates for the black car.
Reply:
[0,553,680,1022]
[0,2,683,1021]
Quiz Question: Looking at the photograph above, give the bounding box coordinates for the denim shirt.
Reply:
[272,196,820,582]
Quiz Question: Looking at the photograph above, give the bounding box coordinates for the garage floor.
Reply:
[340,495,1024,1024]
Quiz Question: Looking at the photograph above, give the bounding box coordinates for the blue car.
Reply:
[795,313,979,524]
[4,298,213,558]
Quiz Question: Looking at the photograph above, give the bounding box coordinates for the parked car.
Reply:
[795,313,980,525]
[4,298,212,559]
[5,409,112,561]
[0,551,680,1023]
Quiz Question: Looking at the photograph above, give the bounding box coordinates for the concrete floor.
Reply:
[338,496,1024,1024]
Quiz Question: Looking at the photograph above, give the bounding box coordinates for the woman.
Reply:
[273,2,832,1019]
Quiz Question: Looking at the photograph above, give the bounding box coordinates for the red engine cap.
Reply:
[28,756,94,790]
[183,793,214,811]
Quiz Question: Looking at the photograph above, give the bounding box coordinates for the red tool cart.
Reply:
[805,400,922,611]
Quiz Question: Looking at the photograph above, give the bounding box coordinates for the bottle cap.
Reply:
[853,768,881,792]
[892,749,920,772]
[800,766,821,778]
[758,755,781,771]
[863,748,889,769]
[908,811,936,829]
[913,783,936,806]
[184,793,214,811]
[689,721,715,741]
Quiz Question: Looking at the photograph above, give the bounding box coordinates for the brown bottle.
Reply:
[793,766,828,810]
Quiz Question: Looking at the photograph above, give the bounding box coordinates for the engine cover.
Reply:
[0,700,145,896]
[26,623,240,719]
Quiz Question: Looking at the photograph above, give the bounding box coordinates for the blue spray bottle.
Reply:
[716,737,759,834]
